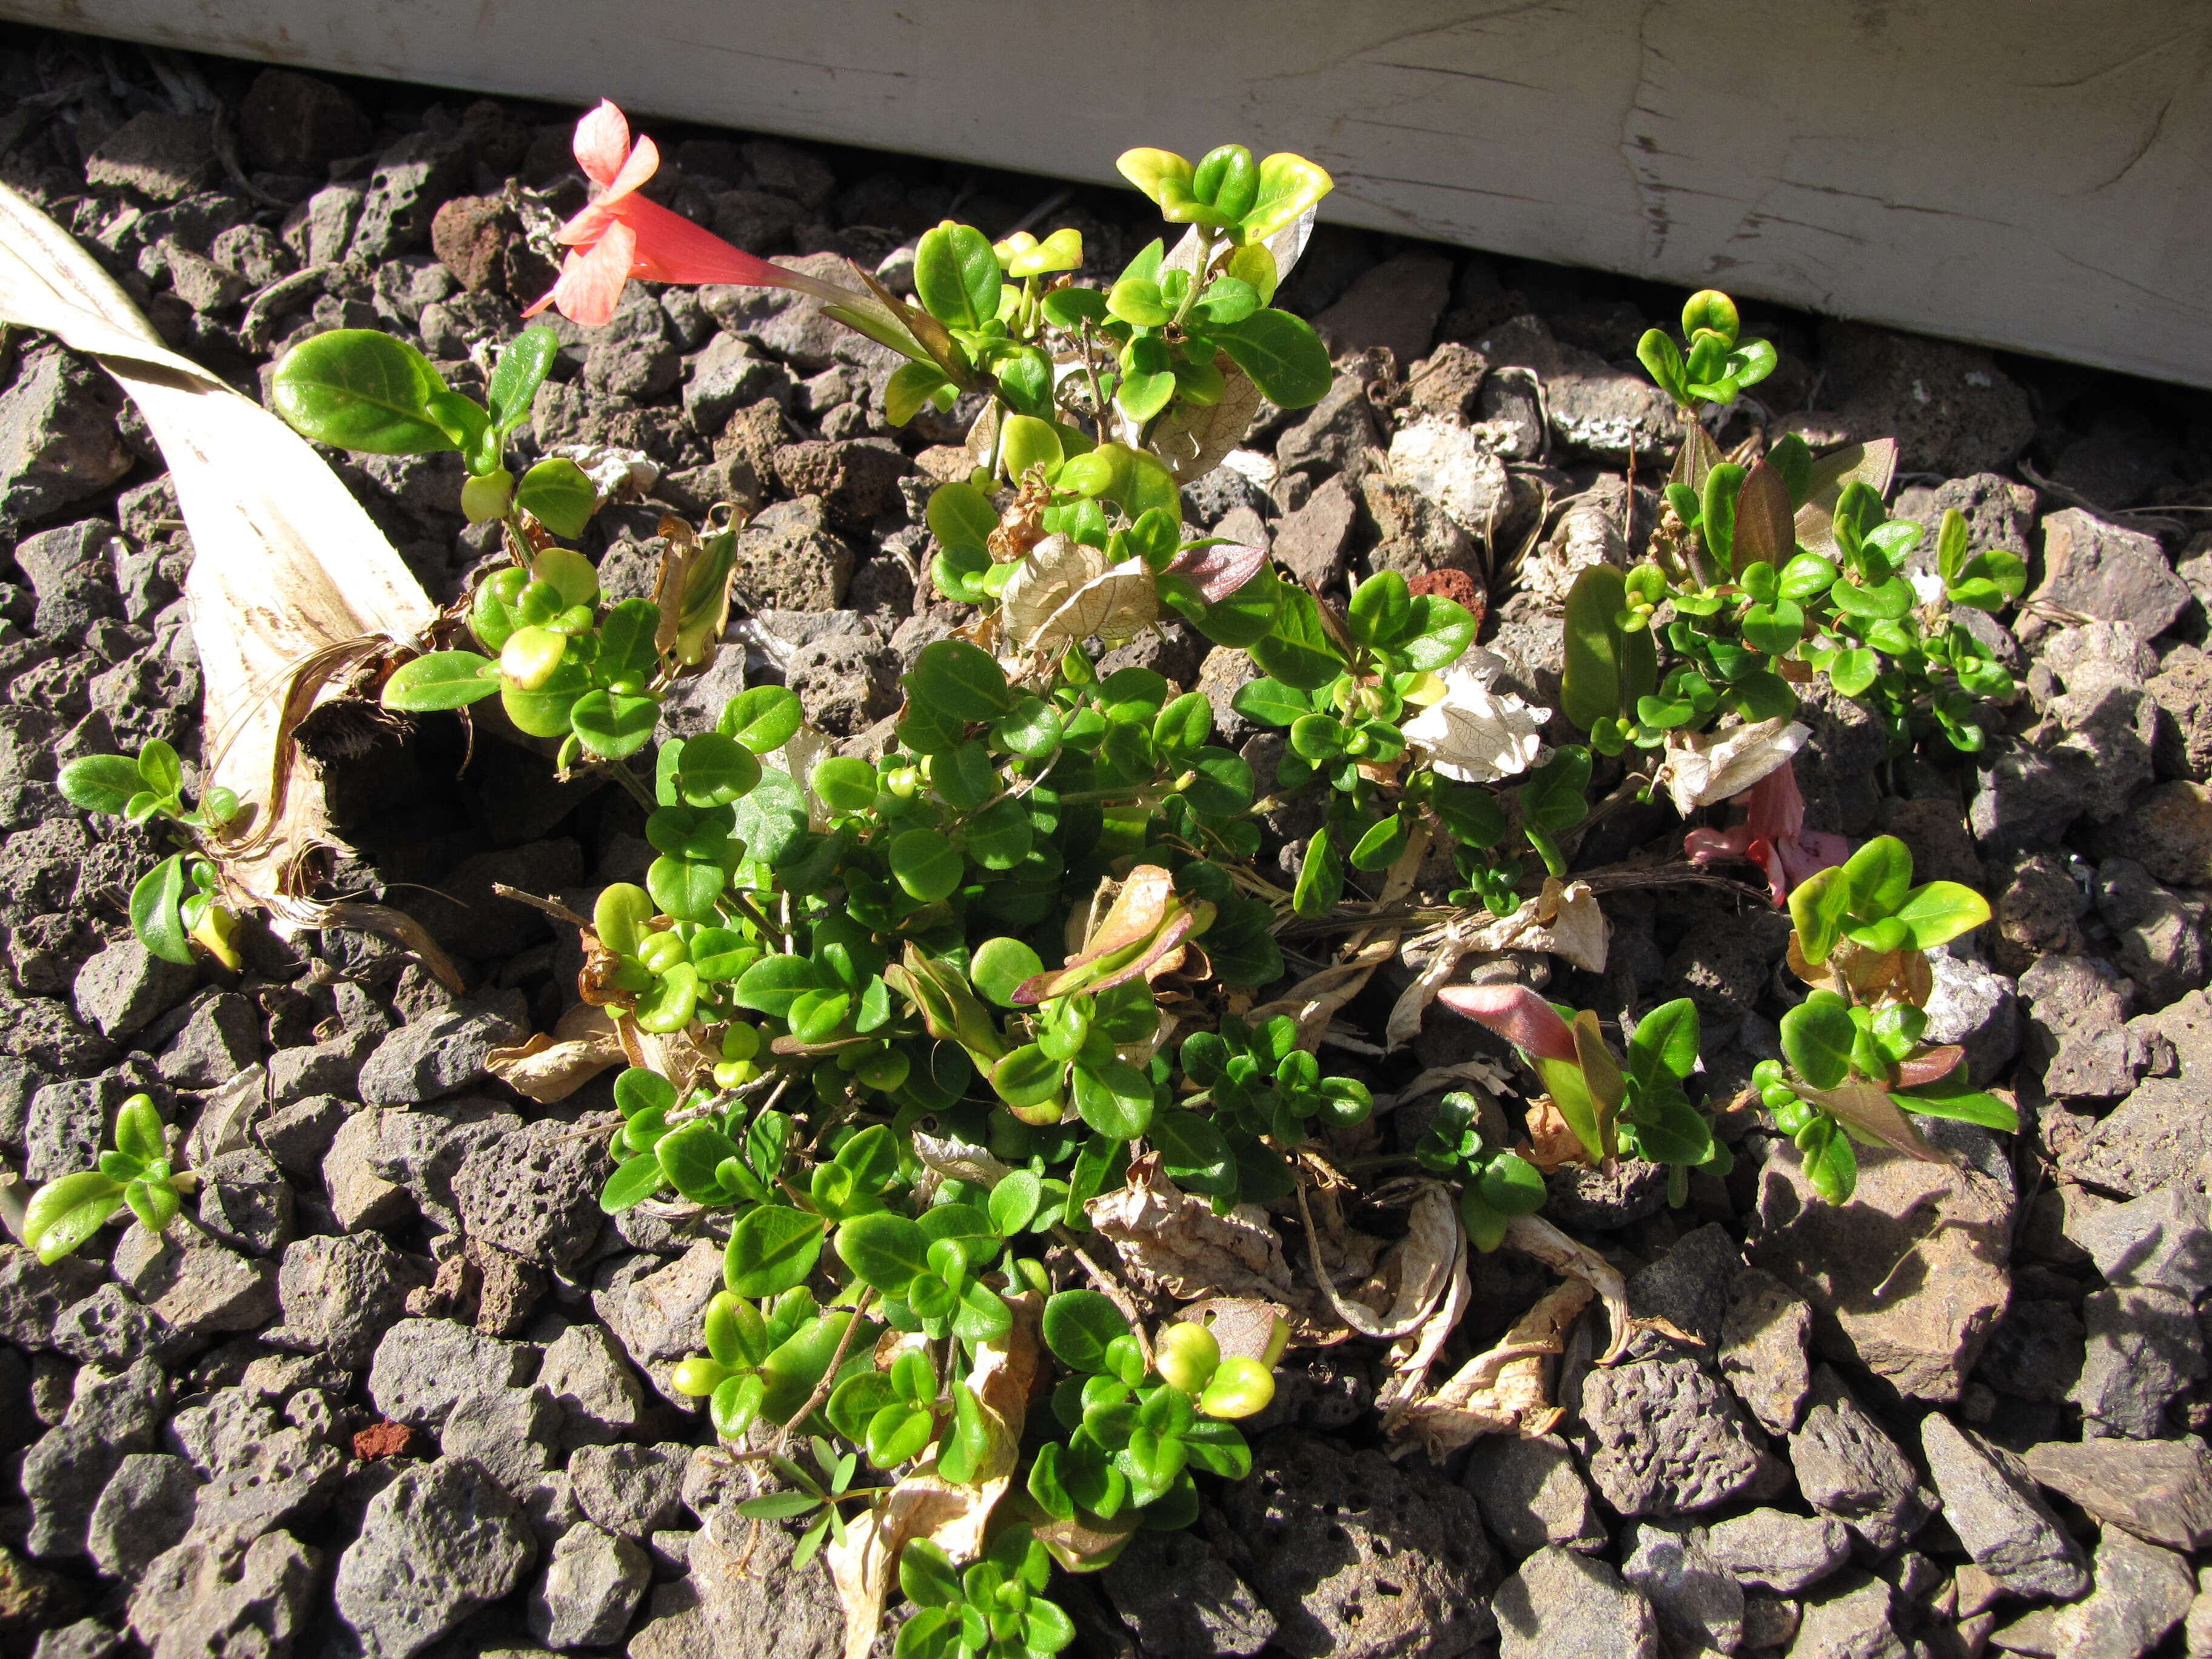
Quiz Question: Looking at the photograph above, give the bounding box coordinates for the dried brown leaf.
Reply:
[488,1004,625,1103]
[1385,1278,1593,1456]
[826,1293,1040,1659]
[1087,1154,1298,1304]
[1000,535,1157,655]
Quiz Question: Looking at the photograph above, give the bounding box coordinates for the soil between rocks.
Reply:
[2,22,2211,1659]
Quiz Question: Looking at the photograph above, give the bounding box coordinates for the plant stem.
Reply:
[773,1285,877,1450]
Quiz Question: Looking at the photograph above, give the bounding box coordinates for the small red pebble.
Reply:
[1406,568,1488,629]
[352,1421,413,1461]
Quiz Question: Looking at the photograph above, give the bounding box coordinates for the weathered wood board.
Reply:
[8,0,2210,384]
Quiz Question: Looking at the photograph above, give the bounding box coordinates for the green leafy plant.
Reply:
[21,1094,187,1263]
[1755,834,2014,1199]
[1437,985,1732,1218]
[58,740,243,968]
[241,98,2021,1659]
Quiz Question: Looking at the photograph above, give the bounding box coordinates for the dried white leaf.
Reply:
[1400,650,1544,785]
[1295,1180,1461,1342]
[549,443,655,501]
[1448,880,1608,973]
[910,1132,1013,1188]
[999,534,1158,655]
[1660,716,1808,814]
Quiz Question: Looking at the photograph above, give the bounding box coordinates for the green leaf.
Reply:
[1000,412,1065,480]
[486,325,559,434]
[22,1171,126,1263]
[914,221,1002,330]
[1700,461,1744,571]
[632,963,699,1033]
[994,696,1063,758]
[1561,565,1629,731]
[1348,570,1412,649]
[1401,595,1478,672]
[381,651,498,711]
[271,329,460,454]
[1475,1151,1548,1216]
[1074,1060,1156,1140]
[130,854,192,966]
[837,1212,930,1296]
[1229,677,1311,729]
[1250,587,1346,691]
[1796,1115,1858,1202]
[1350,815,1408,873]
[124,1175,181,1235]
[1150,1110,1235,1196]
[114,1094,166,1166]
[56,755,144,816]
[658,1119,742,1201]
[712,687,800,757]
[515,457,598,538]
[1044,1290,1131,1374]
[1626,998,1700,1088]
[1291,824,1343,919]
[726,1205,828,1298]
[674,732,760,808]
[570,689,660,759]
[1214,309,1332,409]
[734,955,826,1018]
[926,480,998,563]
[648,854,726,922]
[884,361,956,426]
[1780,995,1857,1091]
[1839,836,1915,920]
[1892,880,1991,950]
[600,1151,669,1212]
[971,938,1045,1009]
[1635,329,1689,403]
[908,638,1013,722]
[1894,1073,2017,1131]
[1518,745,1591,833]
[890,828,963,902]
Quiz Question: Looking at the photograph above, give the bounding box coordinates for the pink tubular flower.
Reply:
[1683,758,1848,905]
[526,101,817,327]
[1435,984,1578,1062]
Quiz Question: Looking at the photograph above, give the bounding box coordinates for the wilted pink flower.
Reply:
[1435,984,1578,1062]
[1683,758,1848,905]
[526,101,819,327]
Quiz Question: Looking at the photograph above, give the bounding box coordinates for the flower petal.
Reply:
[600,133,660,207]
[572,101,632,187]
[614,193,813,289]
[539,220,637,327]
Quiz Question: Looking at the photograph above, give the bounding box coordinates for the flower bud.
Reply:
[500,626,568,691]
[1198,1355,1276,1419]
[1155,1320,1219,1392]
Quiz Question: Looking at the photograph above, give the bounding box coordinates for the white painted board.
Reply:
[8,0,2209,386]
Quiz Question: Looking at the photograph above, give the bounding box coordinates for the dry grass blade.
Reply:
[0,181,440,957]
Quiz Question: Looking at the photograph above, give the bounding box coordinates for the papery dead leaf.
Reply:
[1246,934,1400,1051]
[488,1004,625,1103]
[1660,717,1809,814]
[1504,1213,1631,1365]
[1378,1239,1472,1409]
[1443,881,1608,974]
[1794,437,1899,560]
[1517,1095,1590,1171]
[826,1293,1041,1659]
[910,1131,1014,1190]
[1000,535,1156,655]
[1373,1059,1515,1117]
[1385,1278,1593,1456]
[0,183,444,964]
[1146,363,1266,483]
[1087,1154,1298,1304]
[1171,1297,1295,1364]
[1294,1180,1461,1342]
